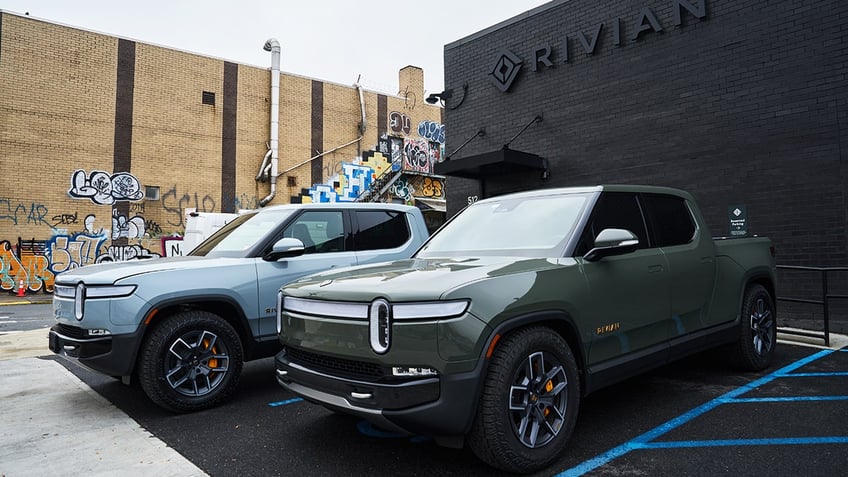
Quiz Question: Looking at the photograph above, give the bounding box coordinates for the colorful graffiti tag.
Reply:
[418,120,446,144]
[403,139,431,173]
[0,240,55,294]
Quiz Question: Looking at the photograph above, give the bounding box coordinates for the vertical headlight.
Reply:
[369,299,391,354]
[276,290,284,335]
[74,283,86,321]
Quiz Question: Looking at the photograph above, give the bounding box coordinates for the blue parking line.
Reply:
[732,396,848,403]
[268,397,304,407]
[644,437,848,449]
[557,349,836,477]
[785,372,848,377]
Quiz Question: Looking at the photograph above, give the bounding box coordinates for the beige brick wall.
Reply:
[0,12,444,292]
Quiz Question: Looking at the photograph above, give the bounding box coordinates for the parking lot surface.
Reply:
[24,338,842,476]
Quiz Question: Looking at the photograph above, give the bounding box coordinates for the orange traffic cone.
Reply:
[16,279,26,297]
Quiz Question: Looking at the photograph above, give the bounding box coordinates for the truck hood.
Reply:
[283,256,570,302]
[54,256,249,285]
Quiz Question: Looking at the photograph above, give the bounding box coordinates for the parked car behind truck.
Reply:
[274,185,777,473]
[50,203,430,412]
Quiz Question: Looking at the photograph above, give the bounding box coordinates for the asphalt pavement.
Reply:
[1,291,846,476]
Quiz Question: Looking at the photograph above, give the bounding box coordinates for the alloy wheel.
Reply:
[164,330,230,397]
[508,351,568,448]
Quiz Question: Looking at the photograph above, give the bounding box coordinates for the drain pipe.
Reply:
[355,75,366,135]
[259,38,281,207]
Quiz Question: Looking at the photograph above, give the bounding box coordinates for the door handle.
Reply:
[648,264,664,273]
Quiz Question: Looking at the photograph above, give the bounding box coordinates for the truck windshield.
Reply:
[416,193,590,258]
[190,209,295,257]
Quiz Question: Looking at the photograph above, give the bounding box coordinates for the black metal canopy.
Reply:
[434,147,547,180]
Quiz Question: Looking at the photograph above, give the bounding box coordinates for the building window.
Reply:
[287,176,297,187]
[202,91,216,105]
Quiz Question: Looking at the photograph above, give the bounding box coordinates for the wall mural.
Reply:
[293,121,447,204]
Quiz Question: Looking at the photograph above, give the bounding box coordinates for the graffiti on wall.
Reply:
[294,132,448,203]
[0,240,55,294]
[389,111,412,135]
[112,209,146,239]
[47,233,107,273]
[1,198,53,228]
[68,170,143,204]
[339,163,375,201]
[162,185,216,227]
[407,175,445,199]
[222,192,260,212]
[403,139,431,173]
[418,120,445,144]
[391,177,413,201]
[98,244,160,262]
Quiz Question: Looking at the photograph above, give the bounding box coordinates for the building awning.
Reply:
[434,148,547,180]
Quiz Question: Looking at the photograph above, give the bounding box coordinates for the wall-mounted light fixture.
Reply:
[425,83,468,110]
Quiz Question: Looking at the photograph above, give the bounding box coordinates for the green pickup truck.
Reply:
[274,185,776,473]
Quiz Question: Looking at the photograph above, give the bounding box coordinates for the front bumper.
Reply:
[48,323,142,377]
[275,346,483,436]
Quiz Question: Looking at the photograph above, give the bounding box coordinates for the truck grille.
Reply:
[54,323,87,340]
[285,347,383,381]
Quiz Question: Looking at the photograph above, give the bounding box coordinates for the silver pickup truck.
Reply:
[50,202,429,412]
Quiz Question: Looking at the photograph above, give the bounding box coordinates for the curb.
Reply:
[0,298,53,306]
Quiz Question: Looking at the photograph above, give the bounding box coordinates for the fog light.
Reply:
[392,366,438,377]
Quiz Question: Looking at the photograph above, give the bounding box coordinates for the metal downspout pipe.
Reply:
[259,38,281,207]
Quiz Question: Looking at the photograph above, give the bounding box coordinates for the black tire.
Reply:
[468,327,580,473]
[729,284,776,371]
[138,310,243,412]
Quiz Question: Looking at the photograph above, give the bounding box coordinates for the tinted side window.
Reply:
[282,211,345,254]
[642,194,696,247]
[354,211,410,250]
[575,192,649,255]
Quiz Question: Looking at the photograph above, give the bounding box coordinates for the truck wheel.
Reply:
[468,327,580,473]
[730,284,776,371]
[138,310,243,412]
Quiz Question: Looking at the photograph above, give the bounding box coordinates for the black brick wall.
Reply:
[443,0,848,267]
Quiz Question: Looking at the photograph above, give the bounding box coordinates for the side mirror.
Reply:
[263,237,305,262]
[583,228,639,262]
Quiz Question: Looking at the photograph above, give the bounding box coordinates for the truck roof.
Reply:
[255,202,421,214]
[478,185,694,203]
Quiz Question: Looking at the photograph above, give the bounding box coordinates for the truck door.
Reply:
[641,194,717,334]
[256,210,357,340]
[577,192,671,366]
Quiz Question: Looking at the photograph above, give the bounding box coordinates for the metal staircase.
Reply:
[356,168,403,202]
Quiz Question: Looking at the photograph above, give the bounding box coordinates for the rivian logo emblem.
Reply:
[489,49,523,93]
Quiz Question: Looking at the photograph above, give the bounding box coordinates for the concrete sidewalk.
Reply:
[0,328,207,476]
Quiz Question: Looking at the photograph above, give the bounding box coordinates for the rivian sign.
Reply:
[489,0,708,92]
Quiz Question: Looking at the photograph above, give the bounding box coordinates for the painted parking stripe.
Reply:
[268,397,303,407]
[643,437,848,449]
[785,372,848,377]
[732,396,848,403]
[558,349,837,477]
